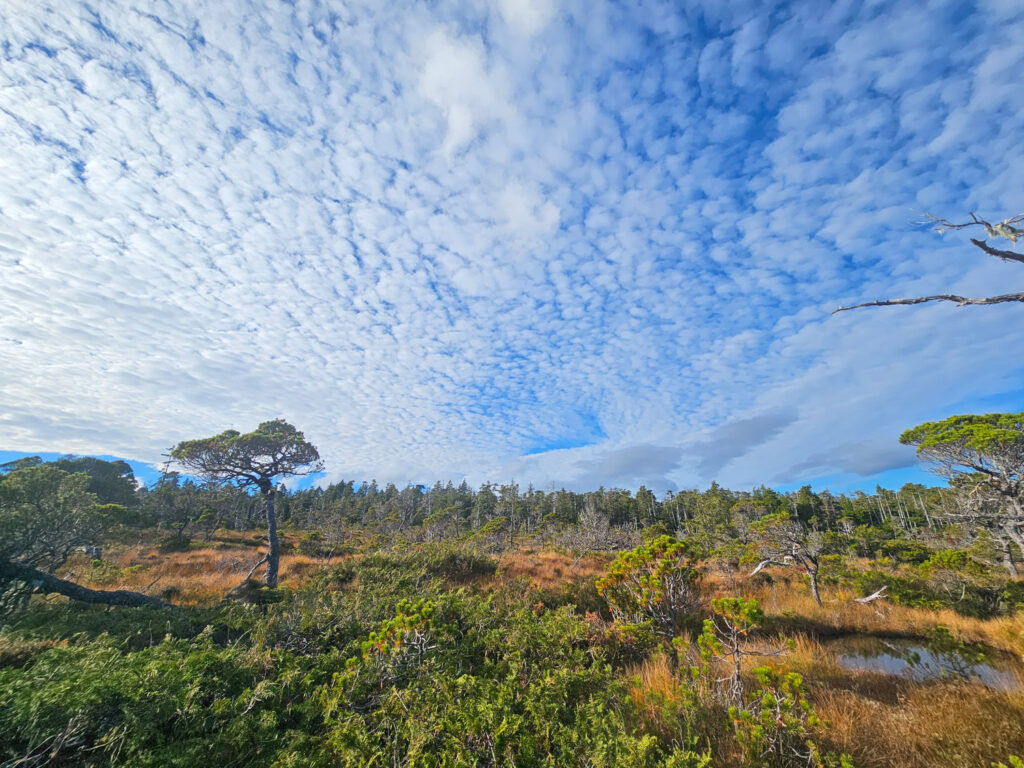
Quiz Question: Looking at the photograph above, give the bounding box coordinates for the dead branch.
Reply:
[241,553,270,582]
[854,586,887,604]
[833,292,1024,314]
[922,211,1024,241]
[224,554,270,599]
[969,238,1024,265]
[835,212,1023,314]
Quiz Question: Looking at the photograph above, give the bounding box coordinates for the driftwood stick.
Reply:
[854,586,887,604]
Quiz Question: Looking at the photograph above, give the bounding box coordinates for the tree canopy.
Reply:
[899,413,1024,490]
[171,419,323,492]
[900,412,1024,569]
[0,464,105,571]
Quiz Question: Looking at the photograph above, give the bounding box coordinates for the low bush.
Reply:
[157,534,192,553]
[360,543,497,584]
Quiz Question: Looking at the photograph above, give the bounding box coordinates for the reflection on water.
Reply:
[828,635,1023,691]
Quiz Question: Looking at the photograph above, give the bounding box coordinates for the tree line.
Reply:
[2,411,1021,613]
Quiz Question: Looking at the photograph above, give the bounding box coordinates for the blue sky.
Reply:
[1,0,1022,496]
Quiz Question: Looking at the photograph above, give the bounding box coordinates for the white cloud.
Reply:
[495,0,557,36]
[417,27,514,156]
[498,181,560,237]
[0,0,1021,495]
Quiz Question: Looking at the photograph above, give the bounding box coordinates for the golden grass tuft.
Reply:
[64,534,348,605]
[754,630,1024,767]
[495,550,611,589]
[816,682,1024,768]
[628,651,681,711]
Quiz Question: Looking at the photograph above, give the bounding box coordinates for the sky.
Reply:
[1,0,1022,496]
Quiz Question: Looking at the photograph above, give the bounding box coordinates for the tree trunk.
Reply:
[262,484,280,587]
[1,560,172,609]
[808,568,822,606]
[1003,523,1023,580]
[1000,539,1019,579]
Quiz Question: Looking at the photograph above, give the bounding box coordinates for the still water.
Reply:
[828,635,1024,691]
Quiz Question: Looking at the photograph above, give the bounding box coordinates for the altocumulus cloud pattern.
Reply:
[1,0,1023,492]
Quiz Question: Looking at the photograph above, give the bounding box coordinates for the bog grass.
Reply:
[60,529,351,605]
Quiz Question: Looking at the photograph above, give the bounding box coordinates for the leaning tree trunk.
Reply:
[260,482,280,587]
[0,560,172,609]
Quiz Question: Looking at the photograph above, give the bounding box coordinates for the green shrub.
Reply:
[920,549,990,578]
[878,539,933,565]
[999,581,1024,614]
[0,636,61,669]
[729,667,850,768]
[0,631,329,767]
[596,536,702,655]
[532,576,608,617]
[360,544,497,584]
[157,534,191,553]
[297,531,330,557]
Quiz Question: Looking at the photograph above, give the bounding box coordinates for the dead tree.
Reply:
[749,513,826,606]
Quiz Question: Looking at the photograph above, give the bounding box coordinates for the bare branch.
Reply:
[920,211,984,231]
[970,238,1024,265]
[224,554,270,599]
[833,292,1024,314]
[241,553,270,582]
[836,212,1024,315]
[854,586,887,604]
[923,211,1024,241]
[749,559,782,576]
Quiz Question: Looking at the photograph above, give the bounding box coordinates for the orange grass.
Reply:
[624,632,1024,768]
[68,540,610,605]
[777,635,1024,768]
[63,533,349,605]
[700,568,1024,657]
[814,682,1024,768]
[494,549,612,589]
[64,539,612,604]
[625,651,728,752]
